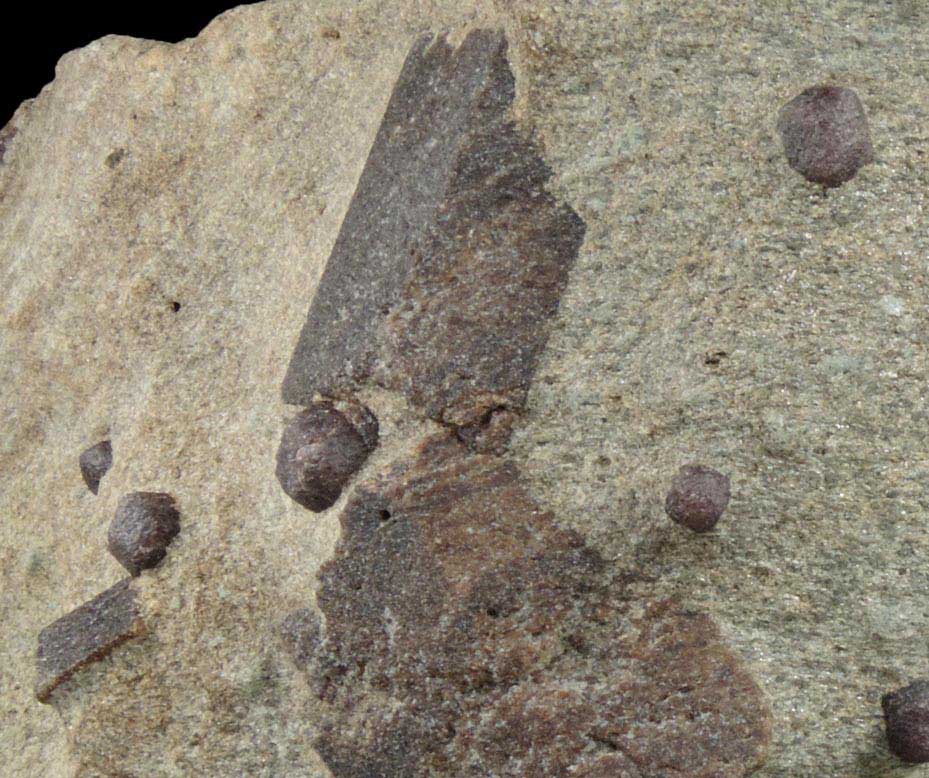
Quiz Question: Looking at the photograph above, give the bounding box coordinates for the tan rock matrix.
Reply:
[2,1,927,777]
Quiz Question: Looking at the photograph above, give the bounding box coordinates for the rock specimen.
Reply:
[776,85,874,188]
[35,578,144,703]
[665,464,732,533]
[281,30,585,427]
[78,440,113,495]
[107,492,181,576]
[2,0,926,774]
[290,434,771,777]
[277,29,770,778]
[275,401,378,511]
[882,680,929,763]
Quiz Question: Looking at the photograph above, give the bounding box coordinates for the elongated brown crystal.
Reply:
[35,578,145,703]
[281,30,585,427]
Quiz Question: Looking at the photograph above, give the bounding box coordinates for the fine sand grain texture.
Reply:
[2,1,928,776]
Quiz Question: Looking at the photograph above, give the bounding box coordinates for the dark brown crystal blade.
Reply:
[306,435,771,777]
[281,30,585,425]
[35,578,145,703]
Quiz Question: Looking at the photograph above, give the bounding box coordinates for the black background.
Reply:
[1,3,250,126]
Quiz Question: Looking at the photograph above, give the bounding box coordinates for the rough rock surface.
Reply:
[1,1,928,777]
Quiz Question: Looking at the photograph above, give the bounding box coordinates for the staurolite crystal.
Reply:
[275,400,378,512]
[108,492,181,577]
[35,578,145,703]
[79,439,113,495]
[776,85,874,188]
[274,28,771,777]
[287,434,771,777]
[281,29,585,426]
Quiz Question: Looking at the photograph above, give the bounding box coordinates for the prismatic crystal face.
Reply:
[283,435,771,778]
[280,30,584,427]
[35,579,145,704]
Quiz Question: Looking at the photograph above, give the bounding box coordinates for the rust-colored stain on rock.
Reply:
[35,578,145,703]
[291,435,770,777]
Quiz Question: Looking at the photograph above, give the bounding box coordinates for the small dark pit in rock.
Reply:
[275,400,378,512]
[883,679,929,763]
[665,464,731,533]
[776,85,874,188]
[79,440,113,495]
[108,492,181,576]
